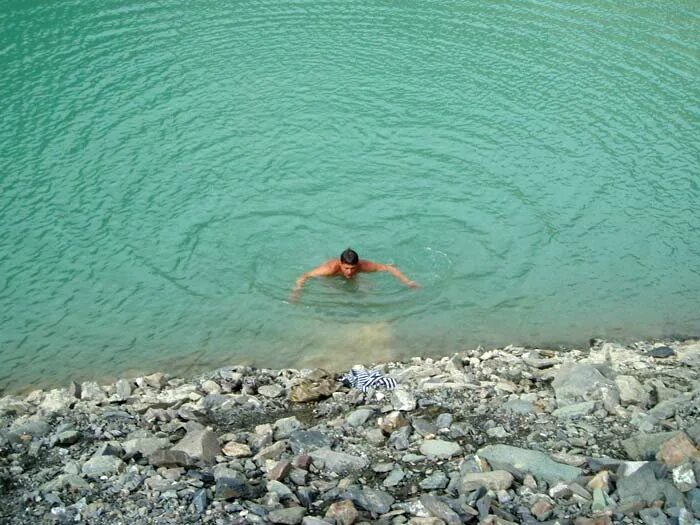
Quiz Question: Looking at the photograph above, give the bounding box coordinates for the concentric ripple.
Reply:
[0,0,698,392]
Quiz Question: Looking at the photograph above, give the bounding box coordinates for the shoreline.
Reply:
[1,339,698,524]
[5,331,700,397]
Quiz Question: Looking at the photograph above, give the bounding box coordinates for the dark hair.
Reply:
[340,248,359,265]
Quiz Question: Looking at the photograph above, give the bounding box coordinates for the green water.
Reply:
[1,1,699,393]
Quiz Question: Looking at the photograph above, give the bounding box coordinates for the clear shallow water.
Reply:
[1,1,699,393]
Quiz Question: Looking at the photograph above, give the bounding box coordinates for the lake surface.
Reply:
[1,0,698,393]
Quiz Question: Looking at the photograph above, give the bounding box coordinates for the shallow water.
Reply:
[1,1,699,393]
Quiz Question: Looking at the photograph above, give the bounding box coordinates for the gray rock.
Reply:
[615,375,650,407]
[346,408,373,427]
[94,441,123,457]
[436,413,453,430]
[53,430,80,446]
[616,462,667,506]
[42,473,90,492]
[486,425,508,438]
[388,426,412,450]
[365,428,386,445]
[523,352,559,369]
[459,470,514,492]
[373,462,395,473]
[39,390,75,414]
[420,471,449,490]
[193,488,207,515]
[268,506,305,524]
[419,439,462,459]
[143,372,168,389]
[273,416,302,440]
[552,400,596,419]
[638,507,669,525]
[419,494,461,525]
[342,486,394,514]
[591,487,614,512]
[649,393,696,419]
[148,449,193,467]
[115,379,132,400]
[621,431,681,460]
[222,441,252,458]
[412,417,438,437]
[288,430,333,454]
[501,399,534,415]
[171,425,220,465]
[301,518,331,525]
[551,362,617,406]
[0,396,32,416]
[254,441,287,462]
[82,456,124,478]
[214,466,255,499]
[267,479,294,499]
[391,389,417,411]
[672,462,696,492]
[122,432,170,457]
[383,467,405,487]
[477,444,582,485]
[200,379,221,395]
[687,487,700,514]
[309,449,368,475]
[258,384,284,398]
[649,346,675,358]
[80,381,107,403]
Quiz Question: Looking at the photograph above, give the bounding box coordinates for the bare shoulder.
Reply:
[324,259,340,271]
[314,259,340,275]
[359,259,385,272]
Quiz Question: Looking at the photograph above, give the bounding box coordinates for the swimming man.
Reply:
[291,248,418,301]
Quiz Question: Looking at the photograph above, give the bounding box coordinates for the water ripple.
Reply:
[0,0,698,392]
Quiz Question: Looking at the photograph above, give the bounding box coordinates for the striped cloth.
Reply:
[340,369,398,392]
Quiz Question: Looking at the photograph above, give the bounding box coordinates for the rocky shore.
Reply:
[1,339,699,525]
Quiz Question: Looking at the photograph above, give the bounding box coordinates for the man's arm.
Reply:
[361,261,419,288]
[290,260,337,300]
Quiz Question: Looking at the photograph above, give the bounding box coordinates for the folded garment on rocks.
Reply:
[340,369,397,392]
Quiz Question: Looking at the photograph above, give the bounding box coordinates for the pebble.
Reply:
[0,338,697,525]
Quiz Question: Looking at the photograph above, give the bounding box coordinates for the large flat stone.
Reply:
[477,444,582,485]
[419,439,462,459]
[171,425,220,465]
[309,448,368,475]
[621,431,681,460]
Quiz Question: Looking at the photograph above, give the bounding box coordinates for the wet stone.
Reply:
[649,346,675,358]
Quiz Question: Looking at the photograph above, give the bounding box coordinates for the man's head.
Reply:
[339,248,359,278]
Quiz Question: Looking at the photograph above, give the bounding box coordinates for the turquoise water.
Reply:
[1,1,699,393]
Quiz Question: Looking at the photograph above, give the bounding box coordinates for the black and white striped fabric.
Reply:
[340,369,397,392]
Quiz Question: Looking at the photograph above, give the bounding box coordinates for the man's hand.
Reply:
[289,275,308,303]
[407,281,420,289]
